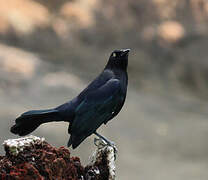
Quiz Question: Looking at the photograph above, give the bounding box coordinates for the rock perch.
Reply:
[0,135,116,180]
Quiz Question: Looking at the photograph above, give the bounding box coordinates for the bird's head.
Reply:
[106,49,130,71]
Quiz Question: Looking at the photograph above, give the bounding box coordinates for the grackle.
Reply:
[11,49,130,149]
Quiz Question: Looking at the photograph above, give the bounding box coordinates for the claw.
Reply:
[93,133,118,160]
[94,137,106,147]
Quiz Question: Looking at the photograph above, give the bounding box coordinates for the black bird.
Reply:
[11,49,130,149]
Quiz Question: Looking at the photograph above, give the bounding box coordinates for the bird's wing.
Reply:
[68,79,121,148]
[77,69,115,98]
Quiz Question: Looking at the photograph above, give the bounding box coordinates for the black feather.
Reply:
[11,109,61,136]
[11,49,130,149]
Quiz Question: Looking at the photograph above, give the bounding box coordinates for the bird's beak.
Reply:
[121,49,130,56]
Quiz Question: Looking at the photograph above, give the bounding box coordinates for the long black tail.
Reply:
[11,109,62,136]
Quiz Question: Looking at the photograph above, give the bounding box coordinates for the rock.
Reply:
[0,136,117,180]
[85,138,116,180]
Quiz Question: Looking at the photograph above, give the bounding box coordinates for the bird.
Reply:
[10,49,130,149]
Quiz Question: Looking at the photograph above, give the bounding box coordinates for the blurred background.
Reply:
[1,0,208,179]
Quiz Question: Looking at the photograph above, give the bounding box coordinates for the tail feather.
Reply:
[11,109,61,136]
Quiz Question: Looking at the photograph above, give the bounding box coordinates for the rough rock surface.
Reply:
[0,136,116,180]
[85,139,116,180]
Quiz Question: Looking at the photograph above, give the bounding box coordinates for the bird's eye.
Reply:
[112,53,116,57]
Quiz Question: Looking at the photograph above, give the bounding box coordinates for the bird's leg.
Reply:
[94,132,115,146]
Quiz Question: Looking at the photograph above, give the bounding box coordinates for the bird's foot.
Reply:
[94,137,117,159]
[94,137,107,147]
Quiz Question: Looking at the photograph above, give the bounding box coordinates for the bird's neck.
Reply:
[112,68,128,85]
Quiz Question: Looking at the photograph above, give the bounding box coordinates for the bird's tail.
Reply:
[10,109,62,136]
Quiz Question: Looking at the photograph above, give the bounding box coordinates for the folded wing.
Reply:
[68,78,121,148]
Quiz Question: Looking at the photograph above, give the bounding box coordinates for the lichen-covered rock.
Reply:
[0,136,116,180]
[0,136,85,180]
[85,139,116,180]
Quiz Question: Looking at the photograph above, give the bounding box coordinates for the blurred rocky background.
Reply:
[1,0,208,179]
